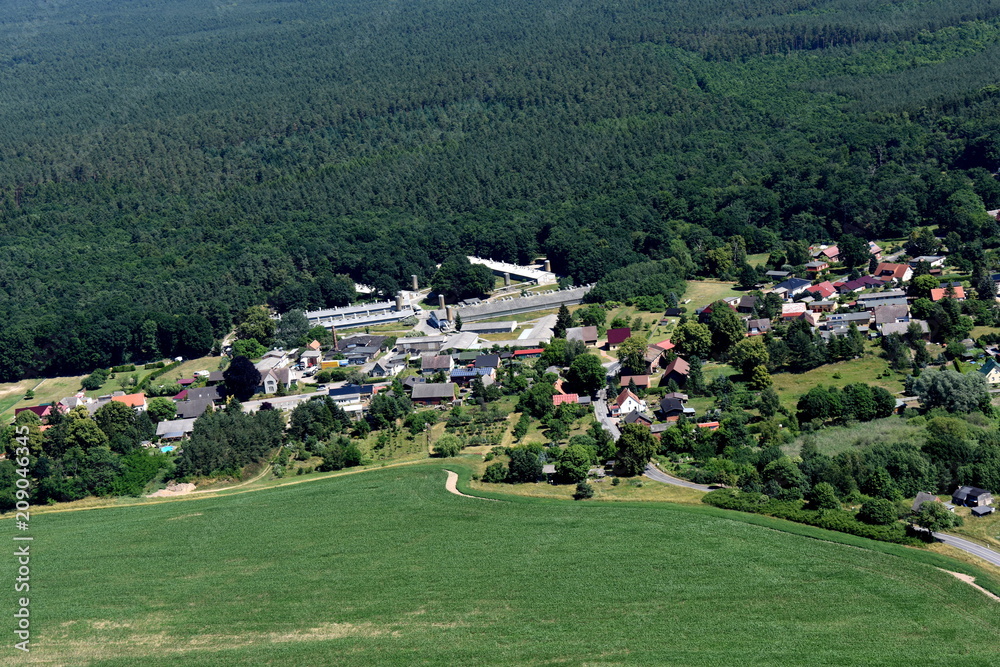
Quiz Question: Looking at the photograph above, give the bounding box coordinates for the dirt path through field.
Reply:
[941,569,1000,601]
[444,470,497,501]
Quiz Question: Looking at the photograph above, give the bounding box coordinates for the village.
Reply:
[7,243,1000,541]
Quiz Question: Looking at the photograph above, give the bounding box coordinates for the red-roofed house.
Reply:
[512,348,544,358]
[611,389,644,417]
[696,421,720,431]
[177,378,195,387]
[553,393,580,406]
[873,263,912,283]
[619,375,651,389]
[652,339,675,351]
[820,245,840,262]
[930,286,966,302]
[112,393,148,412]
[806,281,836,300]
[662,357,690,385]
[606,328,631,350]
[781,302,807,319]
[869,241,882,260]
[172,389,189,401]
[14,405,55,420]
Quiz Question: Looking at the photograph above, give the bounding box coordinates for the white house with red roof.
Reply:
[610,388,644,417]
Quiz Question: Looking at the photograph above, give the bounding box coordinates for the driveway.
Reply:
[643,463,712,491]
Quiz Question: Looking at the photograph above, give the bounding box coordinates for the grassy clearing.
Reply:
[683,279,744,307]
[8,462,1000,665]
[0,355,223,423]
[770,353,907,412]
[783,416,924,457]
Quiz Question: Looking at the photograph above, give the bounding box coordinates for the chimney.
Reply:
[438,294,446,309]
[411,274,418,290]
[544,260,552,272]
[503,272,510,286]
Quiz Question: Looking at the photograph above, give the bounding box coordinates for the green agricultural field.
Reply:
[6,464,1000,665]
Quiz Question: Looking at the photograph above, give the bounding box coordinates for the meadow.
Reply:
[5,463,1000,665]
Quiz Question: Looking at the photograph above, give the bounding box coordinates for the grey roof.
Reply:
[873,304,910,325]
[455,286,592,322]
[858,289,906,301]
[774,277,812,293]
[473,354,500,369]
[458,321,517,334]
[155,418,197,437]
[411,383,456,400]
[566,326,599,343]
[879,320,928,337]
[421,354,453,370]
[443,331,481,350]
[176,399,214,419]
[336,334,388,351]
[187,386,221,403]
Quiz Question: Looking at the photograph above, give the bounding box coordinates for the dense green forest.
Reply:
[3,0,1000,378]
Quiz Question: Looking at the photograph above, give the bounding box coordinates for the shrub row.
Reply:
[143,362,166,370]
[111,364,137,373]
[137,361,183,392]
[702,489,920,546]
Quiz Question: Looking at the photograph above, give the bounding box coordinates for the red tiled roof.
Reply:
[663,357,690,376]
[930,286,965,301]
[615,388,642,407]
[553,393,579,405]
[806,281,836,299]
[874,263,909,281]
[112,393,147,408]
[652,339,675,351]
[619,375,650,388]
[607,328,631,345]
[513,348,544,356]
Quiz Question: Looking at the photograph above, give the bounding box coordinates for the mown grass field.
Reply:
[6,463,1000,665]
[683,280,744,307]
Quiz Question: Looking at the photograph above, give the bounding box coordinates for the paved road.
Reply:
[933,532,1000,567]
[643,463,713,491]
[592,391,621,441]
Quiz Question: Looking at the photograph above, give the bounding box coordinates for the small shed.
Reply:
[971,506,996,517]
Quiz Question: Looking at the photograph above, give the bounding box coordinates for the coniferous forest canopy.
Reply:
[4,0,1000,378]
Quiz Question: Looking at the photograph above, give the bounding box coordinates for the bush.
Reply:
[81,368,110,390]
[573,481,595,500]
[858,498,899,525]
[702,489,917,545]
[432,434,462,458]
[483,462,507,483]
